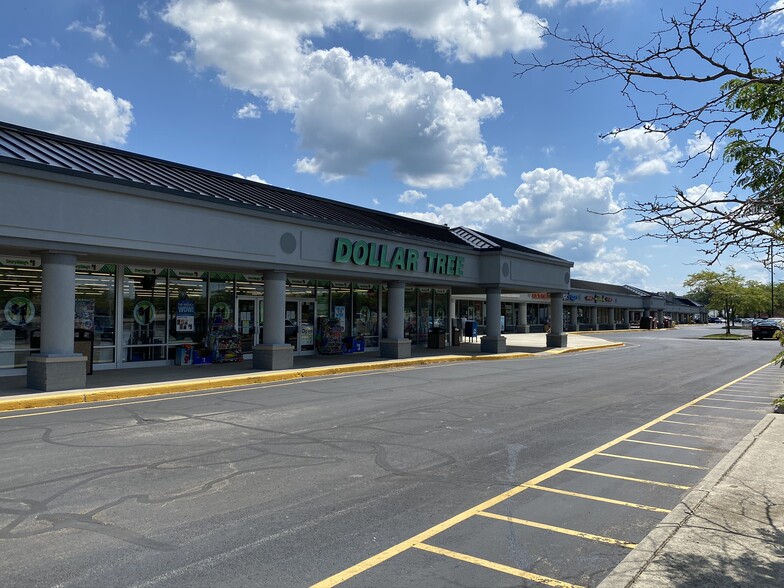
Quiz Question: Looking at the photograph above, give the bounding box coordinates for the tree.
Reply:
[515,2,784,266]
[684,269,745,334]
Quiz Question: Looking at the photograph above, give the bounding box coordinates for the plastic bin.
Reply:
[452,327,461,346]
[74,328,94,375]
[428,327,446,349]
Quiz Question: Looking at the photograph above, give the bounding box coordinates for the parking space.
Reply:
[312,364,781,588]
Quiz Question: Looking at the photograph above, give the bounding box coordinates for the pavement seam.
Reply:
[596,413,776,588]
[0,342,624,413]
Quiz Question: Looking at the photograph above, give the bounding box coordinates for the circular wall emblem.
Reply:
[133,300,156,325]
[280,232,297,254]
[4,297,35,326]
[502,262,510,277]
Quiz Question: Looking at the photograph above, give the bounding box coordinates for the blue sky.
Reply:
[2,1,780,294]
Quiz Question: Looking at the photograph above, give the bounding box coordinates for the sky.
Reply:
[2,0,781,295]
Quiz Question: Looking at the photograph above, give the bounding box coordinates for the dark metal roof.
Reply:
[0,121,475,247]
[455,227,566,260]
[571,279,641,296]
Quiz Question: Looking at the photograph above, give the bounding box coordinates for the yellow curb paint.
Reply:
[413,543,585,588]
[0,344,624,414]
[477,511,636,549]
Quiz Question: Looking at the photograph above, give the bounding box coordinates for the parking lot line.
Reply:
[691,404,765,412]
[623,439,706,451]
[522,484,670,513]
[596,452,708,469]
[706,398,770,405]
[564,467,690,490]
[413,542,585,588]
[644,429,715,439]
[477,511,636,549]
[310,363,771,588]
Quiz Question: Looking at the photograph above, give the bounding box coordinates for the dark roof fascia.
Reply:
[570,279,637,295]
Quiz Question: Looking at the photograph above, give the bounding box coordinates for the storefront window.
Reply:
[417,288,433,345]
[75,264,116,364]
[404,288,417,341]
[209,274,235,326]
[122,268,166,363]
[331,283,351,338]
[166,270,207,360]
[352,284,379,348]
[0,261,42,369]
[433,289,448,330]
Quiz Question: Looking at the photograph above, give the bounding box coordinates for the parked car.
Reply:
[708,316,724,323]
[751,319,784,340]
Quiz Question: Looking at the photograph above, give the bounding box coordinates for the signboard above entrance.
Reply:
[333,237,464,276]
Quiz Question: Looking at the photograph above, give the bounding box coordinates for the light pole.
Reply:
[772,241,775,317]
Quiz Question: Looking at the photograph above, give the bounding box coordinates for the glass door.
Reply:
[236,297,262,353]
[284,299,317,354]
[299,300,315,352]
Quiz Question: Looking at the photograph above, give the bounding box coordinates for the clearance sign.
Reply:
[333,237,465,276]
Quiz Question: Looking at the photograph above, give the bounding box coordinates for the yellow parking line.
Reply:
[413,543,584,588]
[623,439,705,451]
[565,467,691,490]
[309,363,770,587]
[477,511,636,549]
[522,484,670,513]
[597,453,708,470]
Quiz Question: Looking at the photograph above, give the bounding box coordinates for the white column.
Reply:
[590,306,598,327]
[546,292,567,347]
[517,302,529,333]
[570,304,579,330]
[381,281,411,358]
[253,270,293,370]
[27,252,86,391]
[262,271,286,345]
[40,252,78,355]
[387,281,405,339]
[485,287,501,338]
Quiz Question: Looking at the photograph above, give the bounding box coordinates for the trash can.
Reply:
[452,326,461,346]
[428,327,446,349]
[74,328,94,375]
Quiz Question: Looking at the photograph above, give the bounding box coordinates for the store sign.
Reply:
[333,237,464,276]
[585,294,615,303]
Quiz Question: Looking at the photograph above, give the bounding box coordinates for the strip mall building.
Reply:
[0,121,704,392]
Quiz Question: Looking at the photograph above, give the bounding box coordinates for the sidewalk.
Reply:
[0,332,621,411]
[599,414,784,588]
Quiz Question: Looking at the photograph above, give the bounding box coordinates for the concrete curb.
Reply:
[0,342,624,413]
[597,413,776,588]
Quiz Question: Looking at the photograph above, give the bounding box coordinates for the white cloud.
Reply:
[571,246,650,284]
[0,56,133,144]
[401,167,622,249]
[10,38,32,49]
[88,53,108,68]
[67,14,114,47]
[235,103,261,119]
[597,126,682,181]
[398,189,427,204]
[162,0,526,188]
[232,173,267,184]
[687,130,715,159]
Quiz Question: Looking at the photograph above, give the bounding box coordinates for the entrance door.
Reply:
[284,299,317,354]
[236,297,263,353]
